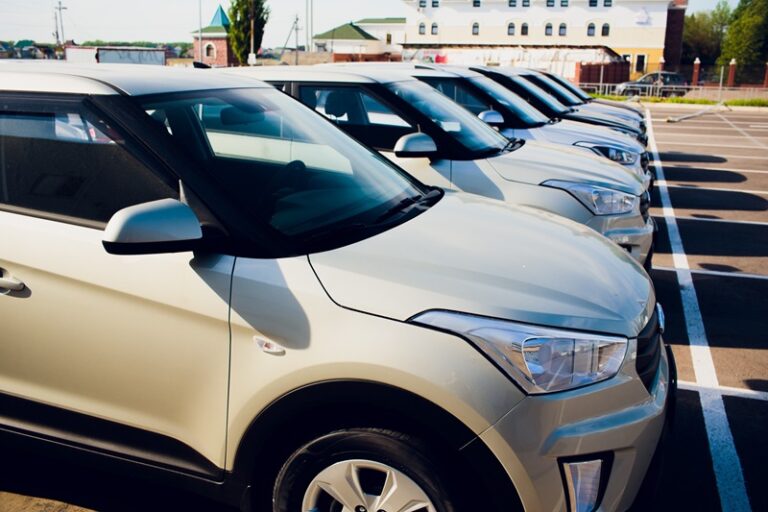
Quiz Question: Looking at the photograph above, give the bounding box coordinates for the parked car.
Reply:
[228,66,655,265]
[511,68,645,124]
[0,64,674,512]
[615,72,688,97]
[541,70,646,117]
[357,63,651,184]
[473,66,648,145]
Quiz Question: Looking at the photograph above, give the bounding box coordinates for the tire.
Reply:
[272,428,458,512]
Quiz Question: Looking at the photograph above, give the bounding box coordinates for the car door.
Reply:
[295,83,454,190]
[0,94,233,472]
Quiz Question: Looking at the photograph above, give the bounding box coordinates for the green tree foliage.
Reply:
[228,0,270,66]
[718,0,768,80]
[682,0,731,64]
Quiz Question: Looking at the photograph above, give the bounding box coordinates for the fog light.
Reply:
[562,459,603,512]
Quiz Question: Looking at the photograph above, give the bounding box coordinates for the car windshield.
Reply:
[469,76,550,126]
[524,74,584,106]
[138,87,431,245]
[510,76,571,116]
[385,80,508,155]
[545,73,592,102]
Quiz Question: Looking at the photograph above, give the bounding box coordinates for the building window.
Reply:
[589,0,597,6]
[507,22,515,35]
[546,0,554,6]
[432,0,440,6]
[509,0,517,6]
[522,0,529,6]
[473,0,481,7]
[561,0,568,6]
[386,33,393,44]
[559,23,567,36]
[521,22,529,35]
[419,22,426,35]
[604,0,612,5]
[622,54,631,62]
[601,23,610,36]
[635,54,646,73]
[431,22,439,35]
[472,22,480,35]
[205,43,215,58]
[587,23,595,36]
[545,23,553,36]
[419,0,427,7]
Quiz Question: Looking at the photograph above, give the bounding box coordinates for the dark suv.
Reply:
[615,72,687,97]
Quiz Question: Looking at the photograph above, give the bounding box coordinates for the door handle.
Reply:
[0,269,24,291]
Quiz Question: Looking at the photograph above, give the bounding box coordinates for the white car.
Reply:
[226,66,656,266]
[0,64,673,512]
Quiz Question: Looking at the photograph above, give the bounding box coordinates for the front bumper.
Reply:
[589,213,656,265]
[476,335,672,512]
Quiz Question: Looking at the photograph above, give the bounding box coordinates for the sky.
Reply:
[0,0,737,47]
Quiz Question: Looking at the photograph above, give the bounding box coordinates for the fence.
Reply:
[579,82,768,101]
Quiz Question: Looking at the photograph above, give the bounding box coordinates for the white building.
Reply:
[401,0,686,79]
[313,18,406,58]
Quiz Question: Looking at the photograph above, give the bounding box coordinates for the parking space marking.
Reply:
[659,141,768,149]
[718,114,768,150]
[658,182,768,195]
[680,381,768,402]
[671,216,768,227]
[662,154,767,160]
[653,266,768,281]
[664,167,768,174]
[647,109,752,512]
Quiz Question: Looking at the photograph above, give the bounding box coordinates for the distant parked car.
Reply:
[615,72,687,97]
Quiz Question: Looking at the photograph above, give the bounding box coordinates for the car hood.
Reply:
[566,109,642,135]
[310,192,654,338]
[577,103,643,124]
[486,140,645,195]
[538,120,645,154]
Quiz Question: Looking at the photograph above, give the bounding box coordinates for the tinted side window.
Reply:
[0,100,177,225]
[298,85,414,151]
[421,78,489,115]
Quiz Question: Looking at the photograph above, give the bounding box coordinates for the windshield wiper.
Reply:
[375,188,442,223]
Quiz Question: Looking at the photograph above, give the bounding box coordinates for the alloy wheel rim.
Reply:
[302,458,437,512]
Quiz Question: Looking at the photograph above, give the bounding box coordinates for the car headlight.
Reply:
[543,180,639,215]
[411,311,628,394]
[574,142,638,165]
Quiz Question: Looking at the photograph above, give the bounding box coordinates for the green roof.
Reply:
[314,23,378,41]
[356,17,406,25]
[191,5,230,34]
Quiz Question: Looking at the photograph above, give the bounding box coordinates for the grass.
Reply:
[590,94,768,107]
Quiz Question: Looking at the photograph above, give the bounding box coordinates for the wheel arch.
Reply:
[230,379,523,511]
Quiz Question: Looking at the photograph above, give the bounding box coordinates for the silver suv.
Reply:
[0,64,673,512]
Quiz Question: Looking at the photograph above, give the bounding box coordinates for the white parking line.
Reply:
[659,182,768,195]
[670,215,768,227]
[647,109,752,512]
[653,266,768,282]
[663,166,768,174]
[679,381,768,402]
[661,154,767,161]
[660,141,768,150]
[719,114,768,150]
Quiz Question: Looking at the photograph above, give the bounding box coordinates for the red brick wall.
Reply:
[575,61,630,84]
[192,37,234,67]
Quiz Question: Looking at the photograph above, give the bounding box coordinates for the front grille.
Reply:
[636,308,662,392]
[641,152,650,171]
[640,191,651,221]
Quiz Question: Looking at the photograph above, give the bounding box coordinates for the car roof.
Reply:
[222,65,419,84]
[0,62,271,96]
[469,65,525,77]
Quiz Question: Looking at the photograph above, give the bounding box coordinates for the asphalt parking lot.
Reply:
[0,103,766,512]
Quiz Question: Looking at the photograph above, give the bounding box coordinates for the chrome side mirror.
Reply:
[394,132,438,158]
[478,110,504,126]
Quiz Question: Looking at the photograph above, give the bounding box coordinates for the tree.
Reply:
[228,0,270,66]
[718,0,768,81]
[681,0,731,65]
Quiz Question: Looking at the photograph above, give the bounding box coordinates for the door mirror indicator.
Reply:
[478,110,505,126]
[394,133,438,158]
[102,199,203,255]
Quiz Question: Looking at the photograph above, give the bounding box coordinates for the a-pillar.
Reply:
[727,58,737,87]
[692,57,701,85]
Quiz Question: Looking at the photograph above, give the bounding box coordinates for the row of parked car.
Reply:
[0,61,673,512]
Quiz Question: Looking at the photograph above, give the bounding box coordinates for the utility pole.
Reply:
[55,1,67,43]
[53,10,60,45]
[198,0,203,61]
[248,1,257,65]
[294,14,300,65]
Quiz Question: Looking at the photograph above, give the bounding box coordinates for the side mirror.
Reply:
[478,110,504,126]
[102,199,203,255]
[394,132,437,158]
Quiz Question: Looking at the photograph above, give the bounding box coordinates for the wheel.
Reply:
[273,428,458,512]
